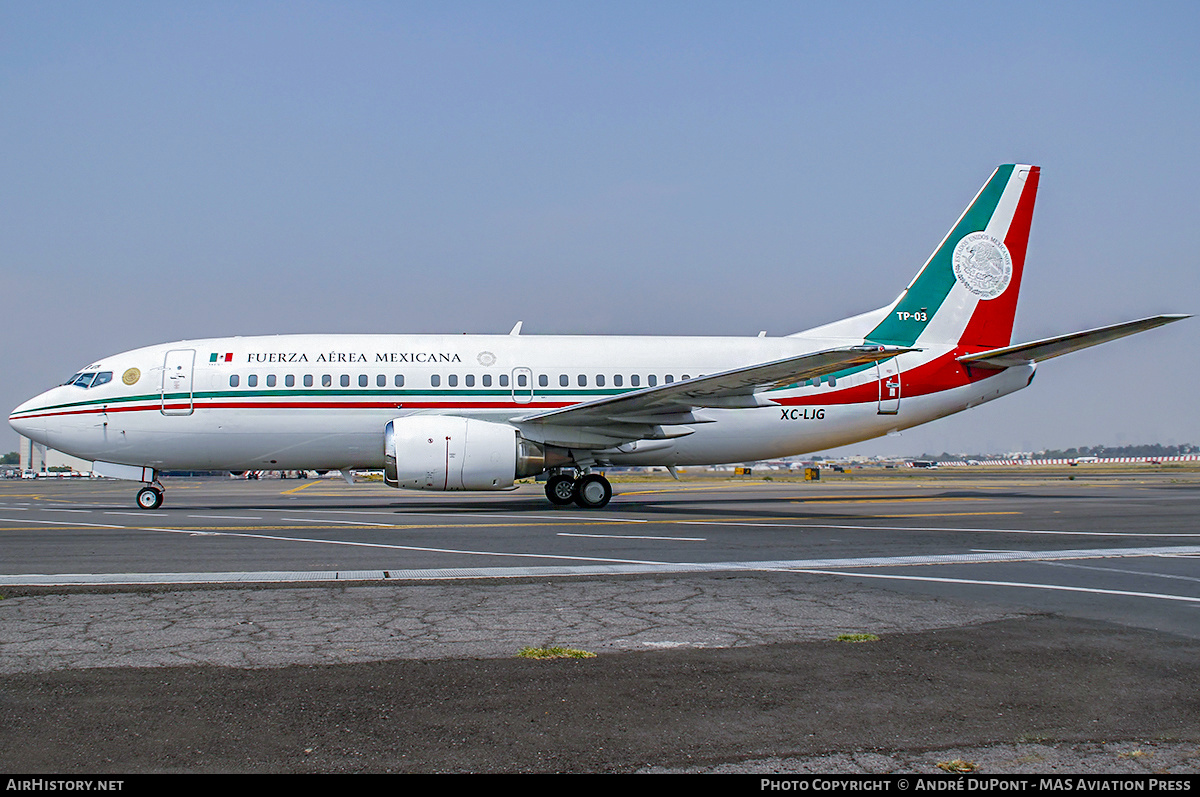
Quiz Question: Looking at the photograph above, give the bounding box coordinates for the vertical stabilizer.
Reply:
[865,165,1040,349]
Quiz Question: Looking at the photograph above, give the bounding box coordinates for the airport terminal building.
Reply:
[17,435,92,475]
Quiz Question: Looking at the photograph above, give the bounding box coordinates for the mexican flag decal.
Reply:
[209,352,233,363]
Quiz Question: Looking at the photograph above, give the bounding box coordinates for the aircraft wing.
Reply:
[957,314,1189,369]
[513,345,912,446]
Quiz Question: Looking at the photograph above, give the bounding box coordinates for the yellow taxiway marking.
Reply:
[869,511,1021,518]
[790,496,994,505]
[281,480,322,495]
[621,487,1001,505]
[618,483,771,496]
[0,511,1014,532]
[6,515,1200,539]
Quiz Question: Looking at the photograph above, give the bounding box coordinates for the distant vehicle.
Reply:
[909,460,939,469]
[1070,456,1099,465]
[9,164,1188,510]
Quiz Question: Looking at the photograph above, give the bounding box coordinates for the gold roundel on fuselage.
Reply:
[122,368,141,386]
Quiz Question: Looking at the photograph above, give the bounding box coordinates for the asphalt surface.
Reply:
[1,469,1198,773]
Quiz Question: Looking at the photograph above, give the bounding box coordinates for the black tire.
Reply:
[136,486,164,510]
[573,474,612,509]
[545,474,577,505]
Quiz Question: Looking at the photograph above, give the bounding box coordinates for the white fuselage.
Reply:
[9,332,1032,473]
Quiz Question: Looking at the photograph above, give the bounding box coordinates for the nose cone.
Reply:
[9,394,48,444]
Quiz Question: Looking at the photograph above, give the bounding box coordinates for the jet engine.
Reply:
[384,416,551,491]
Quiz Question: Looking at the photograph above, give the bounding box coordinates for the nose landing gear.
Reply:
[136,483,164,510]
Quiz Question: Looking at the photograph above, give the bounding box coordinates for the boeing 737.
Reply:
[9,165,1188,510]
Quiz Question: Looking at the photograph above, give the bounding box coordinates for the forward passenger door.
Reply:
[161,349,195,416]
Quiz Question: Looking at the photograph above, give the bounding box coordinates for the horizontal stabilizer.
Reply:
[957,314,1189,369]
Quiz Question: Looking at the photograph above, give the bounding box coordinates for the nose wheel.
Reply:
[136,484,164,510]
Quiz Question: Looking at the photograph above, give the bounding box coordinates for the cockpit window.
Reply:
[63,372,83,386]
[65,371,113,389]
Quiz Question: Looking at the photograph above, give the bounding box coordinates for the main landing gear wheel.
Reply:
[573,474,612,509]
[545,474,577,505]
[136,485,164,510]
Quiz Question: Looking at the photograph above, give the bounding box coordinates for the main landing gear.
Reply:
[544,471,612,509]
[136,483,165,510]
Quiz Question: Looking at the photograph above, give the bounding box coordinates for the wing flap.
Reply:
[957,315,1189,369]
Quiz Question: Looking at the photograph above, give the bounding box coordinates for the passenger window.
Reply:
[230,375,239,388]
[465,375,475,387]
[322,375,332,387]
[377,374,386,387]
[665,375,674,384]
[538,375,548,387]
[503,374,513,387]
[358,374,368,387]
[431,375,441,387]
[578,375,587,387]
[340,375,350,387]
[248,375,258,387]
[630,375,640,387]
[559,374,569,387]
[648,375,658,387]
[394,374,405,387]
[482,374,492,387]
[448,375,458,387]
[303,375,313,387]
[596,375,605,387]
[285,375,295,387]
[829,376,837,387]
[614,375,623,387]
[266,374,277,387]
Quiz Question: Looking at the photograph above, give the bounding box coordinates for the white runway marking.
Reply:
[0,516,125,529]
[1037,559,1200,584]
[4,539,1200,587]
[558,532,707,541]
[681,520,1200,537]
[789,569,1200,605]
[138,526,674,567]
[187,514,264,520]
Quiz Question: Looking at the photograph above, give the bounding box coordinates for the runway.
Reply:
[2,469,1198,772]
[2,469,1198,638]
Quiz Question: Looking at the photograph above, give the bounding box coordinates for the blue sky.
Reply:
[3,1,1197,456]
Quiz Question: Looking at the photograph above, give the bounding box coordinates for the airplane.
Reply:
[8,164,1188,511]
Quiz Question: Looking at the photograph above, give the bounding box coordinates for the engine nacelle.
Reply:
[384,416,549,491]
